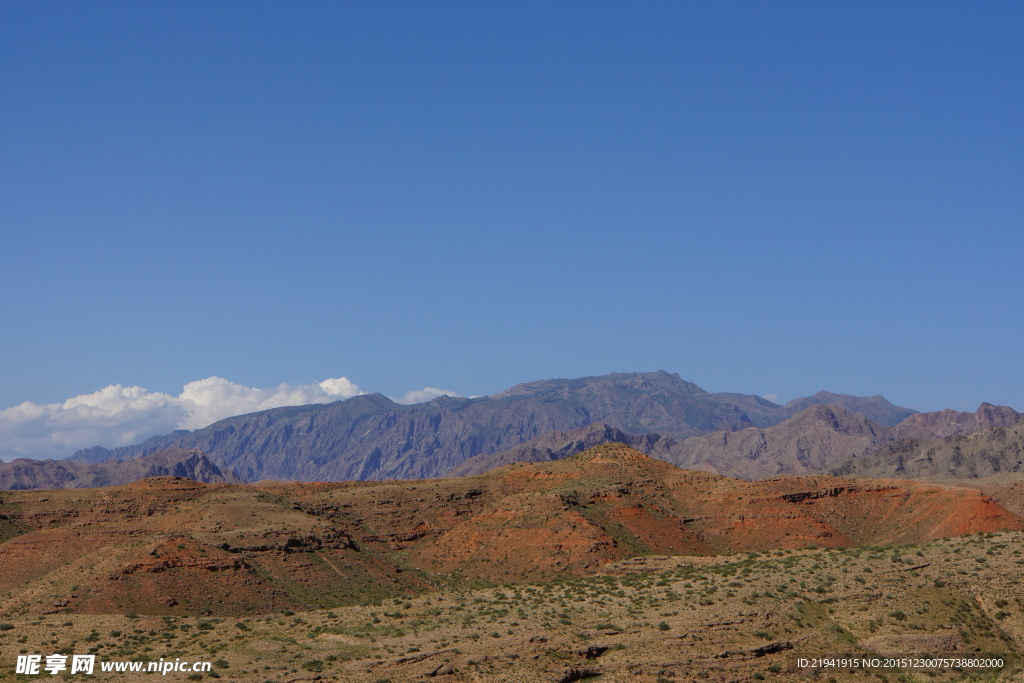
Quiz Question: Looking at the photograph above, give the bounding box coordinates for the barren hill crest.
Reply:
[0,444,1020,617]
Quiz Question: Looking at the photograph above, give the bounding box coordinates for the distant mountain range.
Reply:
[451,403,1022,481]
[665,403,1021,479]
[67,371,922,484]
[830,418,1024,480]
[0,449,239,490]
[716,389,918,428]
[0,370,1012,491]
[448,422,675,477]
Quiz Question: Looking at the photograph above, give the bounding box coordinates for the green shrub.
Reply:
[595,622,622,631]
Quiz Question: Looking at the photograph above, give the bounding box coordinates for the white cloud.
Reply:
[393,387,462,405]
[760,393,782,404]
[0,377,365,461]
[175,376,363,430]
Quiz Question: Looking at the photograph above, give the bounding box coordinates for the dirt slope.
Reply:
[0,445,1019,618]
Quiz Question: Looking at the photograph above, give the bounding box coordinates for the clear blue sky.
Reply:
[2,1,1022,430]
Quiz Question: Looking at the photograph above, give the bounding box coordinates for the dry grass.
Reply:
[4,531,1024,682]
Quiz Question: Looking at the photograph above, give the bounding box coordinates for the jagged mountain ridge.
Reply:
[70,371,919,483]
[450,404,1022,481]
[889,403,1022,441]
[447,422,678,477]
[665,404,896,479]
[450,407,886,480]
[830,418,1024,480]
[713,390,917,428]
[0,449,240,490]
[680,402,1020,480]
[772,391,917,427]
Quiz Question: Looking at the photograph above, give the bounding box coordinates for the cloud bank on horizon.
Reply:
[0,377,461,461]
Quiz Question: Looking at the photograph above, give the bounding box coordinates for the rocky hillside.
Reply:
[661,404,891,478]
[889,402,1021,440]
[3,532,1023,683]
[447,422,677,476]
[465,405,893,481]
[830,419,1024,480]
[769,391,917,426]
[452,404,1022,481]
[71,371,918,483]
[671,403,1023,480]
[0,444,1018,618]
[0,449,240,490]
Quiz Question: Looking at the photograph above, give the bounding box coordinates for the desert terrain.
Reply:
[2,445,1023,681]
